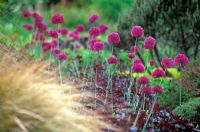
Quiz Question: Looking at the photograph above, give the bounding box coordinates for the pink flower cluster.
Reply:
[143,36,156,49]
[58,52,67,60]
[99,24,108,34]
[89,27,100,37]
[152,85,163,94]
[161,57,174,68]
[92,41,105,51]
[88,13,99,23]
[131,63,145,73]
[107,32,121,45]
[174,53,189,66]
[107,56,118,64]
[152,68,165,78]
[128,52,135,59]
[51,13,64,24]
[137,76,150,85]
[141,87,152,96]
[131,26,144,37]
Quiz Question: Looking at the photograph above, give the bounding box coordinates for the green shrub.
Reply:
[173,97,200,120]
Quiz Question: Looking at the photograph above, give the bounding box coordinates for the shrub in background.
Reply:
[173,97,200,121]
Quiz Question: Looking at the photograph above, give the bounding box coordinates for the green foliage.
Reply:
[173,97,200,120]
[118,0,200,59]
[92,0,133,22]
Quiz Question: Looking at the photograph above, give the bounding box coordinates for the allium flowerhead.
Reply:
[58,27,68,36]
[93,41,104,51]
[141,87,152,96]
[133,59,142,64]
[149,59,155,66]
[68,30,80,40]
[137,76,150,85]
[51,13,64,24]
[23,24,33,31]
[38,22,48,32]
[107,32,121,45]
[53,48,60,55]
[48,29,58,38]
[58,53,67,61]
[151,68,165,78]
[174,53,189,67]
[131,26,144,37]
[143,36,156,49]
[130,46,140,52]
[161,57,174,68]
[128,52,135,59]
[131,63,145,73]
[107,56,118,64]
[88,13,99,23]
[76,24,85,32]
[99,24,108,34]
[152,85,163,94]
[89,39,99,51]
[21,10,31,17]
[51,40,57,47]
[32,12,43,21]
[89,27,100,37]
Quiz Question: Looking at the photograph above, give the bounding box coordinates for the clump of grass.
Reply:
[0,44,107,132]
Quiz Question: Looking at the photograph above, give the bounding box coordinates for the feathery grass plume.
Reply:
[0,44,109,132]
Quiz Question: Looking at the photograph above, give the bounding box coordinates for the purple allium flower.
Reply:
[23,24,33,31]
[89,39,99,51]
[51,39,57,47]
[32,12,43,21]
[21,10,32,17]
[76,24,85,32]
[38,22,48,32]
[58,27,68,36]
[89,27,100,37]
[108,56,118,64]
[51,13,64,24]
[143,36,156,49]
[68,30,80,40]
[99,24,108,34]
[149,59,155,66]
[58,52,67,60]
[151,68,165,78]
[53,48,60,55]
[141,87,152,96]
[88,13,99,23]
[107,32,120,45]
[130,46,140,52]
[152,85,163,94]
[131,26,144,37]
[48,29,58,38]
[133,59,142,64]
[137,76,150,85]
[161,57,174,68]
[131,63,145,73]
[93,41,104,51]
[174,53,189,67]
[128,52,135,59]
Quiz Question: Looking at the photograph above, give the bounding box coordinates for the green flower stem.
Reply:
[142,95,158,132]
